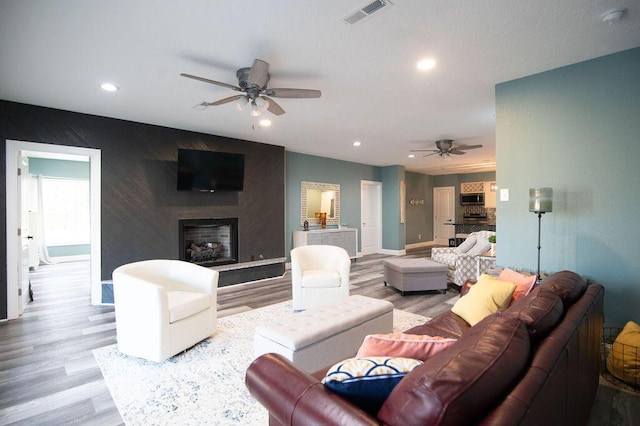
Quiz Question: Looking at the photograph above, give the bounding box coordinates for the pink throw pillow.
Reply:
[356,333,457,361]
[499,268,537,302]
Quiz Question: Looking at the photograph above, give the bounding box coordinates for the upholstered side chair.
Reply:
[291,245,351,311]
[112,259,219,362]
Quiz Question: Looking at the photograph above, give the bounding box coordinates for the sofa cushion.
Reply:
[466,239,491,256]
[356,333,457,361]
[404,311,471,339]
[322,356,423,416]
[451,274,516,326]
[538,270,587,306]
[508,288,564,342]
[606,321,640,384]
[454,235,477,254]
[301,269,341,288]
[166,290,211,323]
[499,268,537,303]
[378,314,530,425]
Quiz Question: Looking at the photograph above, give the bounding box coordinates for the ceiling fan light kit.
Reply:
[181,59,321,117]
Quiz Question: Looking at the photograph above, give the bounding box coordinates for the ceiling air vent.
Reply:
[343,0,393,25]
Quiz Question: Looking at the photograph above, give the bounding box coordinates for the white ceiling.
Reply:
[1,1,639,175]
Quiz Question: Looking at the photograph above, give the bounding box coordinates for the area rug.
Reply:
[93,301,429,426]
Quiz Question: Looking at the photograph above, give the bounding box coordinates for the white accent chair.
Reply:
[431,230,496,286]
[291,245,351,311]
[112,259,219,362]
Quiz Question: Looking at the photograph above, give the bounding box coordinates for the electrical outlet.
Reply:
[500,188,510,202]
[418,234,422,240]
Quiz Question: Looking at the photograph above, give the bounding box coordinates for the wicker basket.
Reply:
[601,327,640,393]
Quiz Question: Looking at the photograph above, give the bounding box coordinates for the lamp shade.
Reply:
[529,187,553,213]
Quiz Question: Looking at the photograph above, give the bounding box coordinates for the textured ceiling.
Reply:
[1,1,639,174]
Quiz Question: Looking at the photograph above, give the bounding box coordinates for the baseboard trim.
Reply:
[379,248,406,256]
[405,241,436,250]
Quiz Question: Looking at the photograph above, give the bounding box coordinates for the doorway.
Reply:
[361,180,382,255]
[5,140,102,320]
[433,186,455,246]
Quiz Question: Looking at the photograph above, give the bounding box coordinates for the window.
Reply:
[41,178,90,246]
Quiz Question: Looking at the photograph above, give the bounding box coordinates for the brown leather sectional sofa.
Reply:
[246,271,604,425]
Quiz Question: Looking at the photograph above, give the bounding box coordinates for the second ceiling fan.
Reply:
[411,139,483,157]
[181,59,321,116]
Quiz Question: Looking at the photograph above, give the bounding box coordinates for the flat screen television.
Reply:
[177,149,245,192]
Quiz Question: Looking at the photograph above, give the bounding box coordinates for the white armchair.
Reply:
[291,245,351,311]
[112,259,219,362]
[431,231,495,286]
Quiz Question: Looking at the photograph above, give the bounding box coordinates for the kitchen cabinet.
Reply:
[484,181,497,208]
[293,228,358,259]
[461,182,484,194]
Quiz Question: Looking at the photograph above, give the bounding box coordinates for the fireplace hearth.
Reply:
[179,218,238,267]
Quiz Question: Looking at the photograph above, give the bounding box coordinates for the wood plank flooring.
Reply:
[1,248,638,425]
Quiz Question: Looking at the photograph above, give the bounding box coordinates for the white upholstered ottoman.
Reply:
[383,257,448,295]
[254,295,394,372]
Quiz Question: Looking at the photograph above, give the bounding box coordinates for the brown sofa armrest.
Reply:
[460,279,477,297]
[246,353,380,426]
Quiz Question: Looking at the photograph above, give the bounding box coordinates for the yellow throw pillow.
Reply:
[606,321,640,384]
[451,274,516,326]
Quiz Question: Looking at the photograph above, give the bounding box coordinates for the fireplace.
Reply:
[179,218,238,267]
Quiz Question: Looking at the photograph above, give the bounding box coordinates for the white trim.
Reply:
[5,141,102,319]
[379,248,406,256]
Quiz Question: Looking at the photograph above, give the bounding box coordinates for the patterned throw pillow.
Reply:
[322,356,423,415]
[356,333,457,361]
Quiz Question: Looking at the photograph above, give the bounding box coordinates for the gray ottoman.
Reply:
[383,258,448,295]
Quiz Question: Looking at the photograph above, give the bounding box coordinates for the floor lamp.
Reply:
[529,188,553,283]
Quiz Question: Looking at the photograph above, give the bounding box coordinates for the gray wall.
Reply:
[405,171,434,244]
[1,101,286,319]
[496,47,640,327]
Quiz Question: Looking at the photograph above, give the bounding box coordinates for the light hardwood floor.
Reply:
[1,250,638,425]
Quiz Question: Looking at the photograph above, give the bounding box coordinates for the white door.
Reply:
[361,180,382,255]
[6,140,102,319]
[433,186,455,245]
[18,153,31,313]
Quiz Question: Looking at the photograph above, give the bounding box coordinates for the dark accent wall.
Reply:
[0,100,285,319]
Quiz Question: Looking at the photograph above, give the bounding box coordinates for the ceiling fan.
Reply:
[411,139,483,157]
[181,59,321,116]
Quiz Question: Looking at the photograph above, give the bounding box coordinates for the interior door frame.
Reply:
[360,180,382,255]
[5,140,102,319]
[433,186,455,245]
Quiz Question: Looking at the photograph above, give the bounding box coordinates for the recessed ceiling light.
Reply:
[100,82,119,92]
[408,154,415,158]
[353,141,361,147]
[259,119,271,127]
[417,59,436,71]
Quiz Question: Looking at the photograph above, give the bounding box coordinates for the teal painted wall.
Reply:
[28,158,90,179]
[496,47,640,327]
[405,171,434,244]
[285,152,381,258]
[381,166,405,250]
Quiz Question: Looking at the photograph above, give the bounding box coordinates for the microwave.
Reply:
[460,193,485,205]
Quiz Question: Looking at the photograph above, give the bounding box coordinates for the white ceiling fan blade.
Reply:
[180,73,242,91]
[266,88,322,98]
[248,59,270,89]
[262,96,285,116]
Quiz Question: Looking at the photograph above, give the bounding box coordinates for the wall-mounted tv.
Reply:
[177,149,245,192]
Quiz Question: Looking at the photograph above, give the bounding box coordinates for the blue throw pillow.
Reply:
[322,356,423,415]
